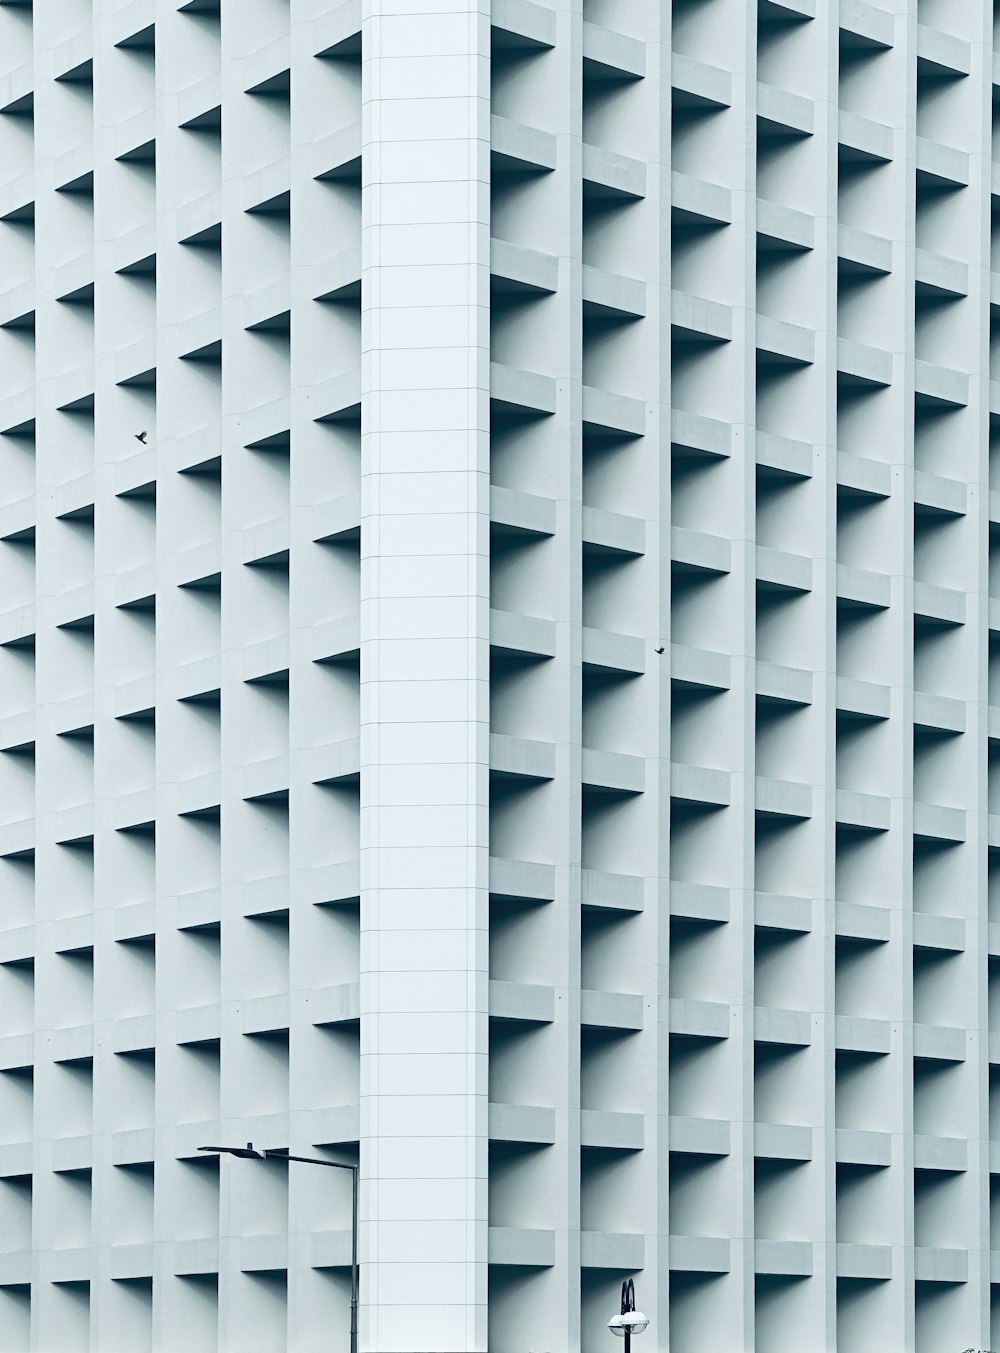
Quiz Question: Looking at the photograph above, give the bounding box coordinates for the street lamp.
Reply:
[199,1142,358,1353]
[608,1278,649,1353]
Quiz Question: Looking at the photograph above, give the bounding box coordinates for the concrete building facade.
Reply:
[0,0,998,1349]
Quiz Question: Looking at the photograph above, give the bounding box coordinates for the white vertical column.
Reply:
[360,4,490,1351]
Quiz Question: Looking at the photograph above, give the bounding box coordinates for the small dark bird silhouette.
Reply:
[134,431,147,444]
[654,646,665,654]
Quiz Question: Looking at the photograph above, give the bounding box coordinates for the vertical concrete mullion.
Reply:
[738,6,758,1348]
[560,4,582,1348]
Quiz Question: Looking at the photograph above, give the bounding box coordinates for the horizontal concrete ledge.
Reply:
[756,313,814,365]
[489,608,557,660]
[839,109,893,162]
[914,357,969,407]
[913,580,965,626]
[51,1133,92,1174]
[110,1243,155,1282]
[754,1121,812,1161]
[670,880,729,925]
[915,138,969,190]
[836,1015,892,1056]
[913,801,966,845]
[491,0,556,50]
[581,868,644,913]
[913,1133,967,1173]
[837,337,892,387]
[672,526,731,575]
[835,1128,892,1168]
[757,545,813,593]
[669,1234,730,1273]
[582,142,646,200]
[913,1246,968,1283]
[489,239,560,294]
[837,451,892,497]
[756,659,813,707]
[671,170,732,226]
[755,891,811,933]
[671,289,732,343]
[755,1239,812,1276]
[489,1102,556,1146]
[912,912,965,953]
[0,1252,31,1286]
[581,1231,644,1270]
[670,1115,730,1157]
[172,1238,220,1277]
[582,1108,644,1151]
[836,901,890,944]
[757,429,813,478]
[489,856,555,903]
[582,384,646,437]
[583,747,645,795]
[488,1227,555,1267]
[755,775,813,821]
[913,1023,966,1063]
[669,998,731,1040]
[836,789,891,833]
[491,484,557,537]
[671,407,732,459]
[583,19,644,80]
[583,504,646,556]
[757,81,814,137]
[581,626,645,675]
[307,982,361,1027]
[671,52,729,107]
[490,114,556,174]
[670,643,732,692]
[112,1127,156,1167]
[837,1242,893,1280]
[753,1006,812,1048]
[912,690,965,735]
[489,979,554,1024]
[241,1234,288,1274]
[583,263,645,319]
[581,988,644,1032]
[920,23,974,80]
[671,762,730,809]
[836,563,891,609]
[489,733,556,782]
[914,247,968,299]
[840,0,893,47]
[310,1229,353,1269]
[489,362,556,417]
[757,197,814,251]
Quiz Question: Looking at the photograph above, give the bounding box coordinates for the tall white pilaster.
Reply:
[360,5,490,1349]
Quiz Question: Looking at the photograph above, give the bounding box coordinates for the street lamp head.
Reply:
[607,1311,649,1338]
[198,1143,267,1160]
[608,1278,648,1338]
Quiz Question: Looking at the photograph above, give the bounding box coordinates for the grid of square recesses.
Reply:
[0,0,363,1347]
[486,1,1000,1352]
[2,0,1000,1350]
[487,1,665,1351]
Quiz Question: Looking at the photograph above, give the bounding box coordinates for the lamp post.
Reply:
[198,1143,358,1353]
[607,1278,648,1353]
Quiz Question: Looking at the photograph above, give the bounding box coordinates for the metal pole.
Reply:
[350,1164,359,1353]
[201,1148,359,1353]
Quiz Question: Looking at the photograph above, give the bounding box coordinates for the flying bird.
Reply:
[654,645,665,654]
[134,431,147,444]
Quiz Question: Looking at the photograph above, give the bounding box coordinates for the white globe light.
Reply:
[607,1311,649,1337]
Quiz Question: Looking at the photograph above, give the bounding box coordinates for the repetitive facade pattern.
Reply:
[0,0,999,1350]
